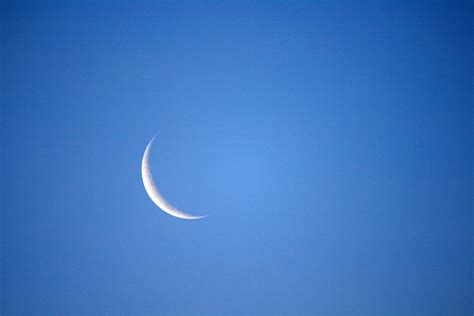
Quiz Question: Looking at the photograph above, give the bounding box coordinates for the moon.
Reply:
[141,136,206,220]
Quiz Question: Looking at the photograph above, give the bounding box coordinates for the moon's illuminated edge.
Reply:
[141,137,205,220]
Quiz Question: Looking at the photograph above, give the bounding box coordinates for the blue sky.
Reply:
[1,1,472,315]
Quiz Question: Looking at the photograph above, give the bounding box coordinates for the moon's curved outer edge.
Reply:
[141,137,205,220]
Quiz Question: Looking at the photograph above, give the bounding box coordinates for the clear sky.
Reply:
[1,1,472,315]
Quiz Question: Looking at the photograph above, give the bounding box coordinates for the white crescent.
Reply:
[141,136,206,220]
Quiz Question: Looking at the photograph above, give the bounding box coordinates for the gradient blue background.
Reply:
[1,1,472,315]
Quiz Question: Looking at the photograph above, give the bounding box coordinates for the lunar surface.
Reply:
[141,136,205,220]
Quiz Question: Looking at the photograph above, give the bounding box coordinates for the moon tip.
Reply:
[189,215,207,220]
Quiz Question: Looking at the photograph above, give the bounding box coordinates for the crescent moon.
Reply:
[141,136,206,220]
